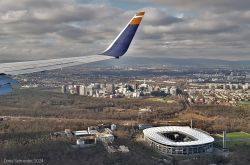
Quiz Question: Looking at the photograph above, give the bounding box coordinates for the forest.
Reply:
[0,88,249,165]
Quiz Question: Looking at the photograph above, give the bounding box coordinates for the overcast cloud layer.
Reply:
[0,0,250,61]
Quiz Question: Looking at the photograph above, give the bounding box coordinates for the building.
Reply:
[246,74,250,81]
[132,91,140,98]
[94,83,101,89]
[79,85,86,96]
[243,83,249,90]
[61,85,67,94]
[143,126,214,156]
[106,84,115,93]
[161,86,170,94]
[86,85,94,96]
[76,136,96,148]
[170,86,177,96]
[111,124,117,131]
[97,133,114,143]
[75,85,80,95]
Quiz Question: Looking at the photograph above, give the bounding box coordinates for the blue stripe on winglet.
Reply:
[101,24,139,58]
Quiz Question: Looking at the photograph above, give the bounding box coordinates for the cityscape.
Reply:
[1,0,250,165]
[1,62,246,164]
[18,63,250,107]
[2,63,250,165]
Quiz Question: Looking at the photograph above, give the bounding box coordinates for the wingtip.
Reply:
[136,11,145,16]
[100,11,145,58]
[130,11,145,25]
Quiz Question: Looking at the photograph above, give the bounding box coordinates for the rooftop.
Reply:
[143,126,214,146]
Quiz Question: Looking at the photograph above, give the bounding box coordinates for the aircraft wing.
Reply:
[0,55,114,76]
[0,11,145,95]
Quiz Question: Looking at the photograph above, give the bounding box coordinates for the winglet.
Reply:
[100,11,145,58]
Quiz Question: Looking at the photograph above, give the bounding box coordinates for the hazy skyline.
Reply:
[1,0,250,61]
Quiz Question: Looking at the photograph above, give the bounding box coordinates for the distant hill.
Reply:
[1,56,250,69]
[85,56,250,68]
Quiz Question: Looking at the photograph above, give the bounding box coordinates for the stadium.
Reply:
[143,126,214,155]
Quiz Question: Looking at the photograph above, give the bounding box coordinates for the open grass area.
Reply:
[226,132,250,139]
[213,132,250,151]
[145,98,176,104]
[239,101,250,108]
[239,101,250,105]
[214,132,250,139]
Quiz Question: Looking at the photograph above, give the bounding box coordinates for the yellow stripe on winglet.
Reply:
[130,17,143,25]
[130,11,145,25]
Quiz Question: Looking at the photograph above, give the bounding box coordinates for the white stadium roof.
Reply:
[143,126,214,147]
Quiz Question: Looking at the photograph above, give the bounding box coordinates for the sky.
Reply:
[1,0,250,61]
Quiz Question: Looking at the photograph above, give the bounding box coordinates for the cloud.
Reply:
[142,8,183,26]
[0,0,125,60]
[130,1,250,60]
[136,0,250,12]
[0,0,250,62]
[143,16,238,35]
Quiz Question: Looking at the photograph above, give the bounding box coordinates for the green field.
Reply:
[239,101,250,108]
[213,132,250,150]
[214,132,250,139]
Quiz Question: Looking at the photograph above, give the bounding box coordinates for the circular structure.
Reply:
[143,126,214,155]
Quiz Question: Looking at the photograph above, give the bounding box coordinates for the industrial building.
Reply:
[143,126,214,156]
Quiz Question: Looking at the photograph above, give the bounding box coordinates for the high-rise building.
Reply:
[170,86,177,96]
[100,83,106,89]
[229,84,233,90]
[148,85,153,93]
[246,74,250,81]
[106,84,115,93]
[76,85,80,95]
[87,85,94,96]
[79,85,86,96]
[243,83,249,90]
[61,85,67,94]
[94,83,100,89]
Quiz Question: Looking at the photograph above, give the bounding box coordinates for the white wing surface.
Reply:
[0,55,113,76]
